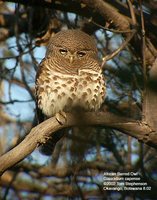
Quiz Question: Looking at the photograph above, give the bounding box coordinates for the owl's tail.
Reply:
[40,130,65,156]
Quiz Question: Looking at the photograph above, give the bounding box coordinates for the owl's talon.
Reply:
[37,135,51,147]
[55,111,67,125]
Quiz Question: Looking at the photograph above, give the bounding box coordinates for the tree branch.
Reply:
[0,111,157,175]
[79,0,130,30]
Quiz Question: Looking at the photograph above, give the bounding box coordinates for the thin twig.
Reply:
[126,0,137,170]
[139,0,147,121]
[0,99,33,105]
[127,0,137,25]
[89,18,133,33]
[101,29,137,68]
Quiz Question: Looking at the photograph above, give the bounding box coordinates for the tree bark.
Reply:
[0,111,157,175]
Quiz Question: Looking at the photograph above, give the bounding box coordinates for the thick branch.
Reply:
[80,0,130,30]
[0,111,157,175]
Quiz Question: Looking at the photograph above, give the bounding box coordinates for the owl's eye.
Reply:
[59,49,68,55]
[77,51,86,57]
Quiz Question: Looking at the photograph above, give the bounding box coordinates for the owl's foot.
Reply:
[37,135,51,147]
[55,111,67,125]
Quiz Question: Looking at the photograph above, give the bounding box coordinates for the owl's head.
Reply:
[46,30,98,65]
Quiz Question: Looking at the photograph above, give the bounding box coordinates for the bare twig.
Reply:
[127,0,137,25]
[139,0,147,121]
[89,18,133,33]
[126,0,137,171]
[101,29,136,68]
[0,99,33,105]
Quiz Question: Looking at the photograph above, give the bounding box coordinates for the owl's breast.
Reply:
[36,70,105,117]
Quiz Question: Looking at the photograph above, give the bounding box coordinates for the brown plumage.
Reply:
[35,29,105,155]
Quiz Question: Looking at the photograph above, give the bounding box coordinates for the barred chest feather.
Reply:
[36,68,105,117]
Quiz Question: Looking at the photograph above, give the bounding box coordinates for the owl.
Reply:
[35,29,105,155]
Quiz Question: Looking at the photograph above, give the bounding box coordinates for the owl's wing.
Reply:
[35,60,66,156]
[35,90,66,156]
[35,84,60,156]
[35,59,46,124]
[35,100,45,124]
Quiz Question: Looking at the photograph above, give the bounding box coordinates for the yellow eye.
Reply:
[77,51,86,57]
[59,49,68,55]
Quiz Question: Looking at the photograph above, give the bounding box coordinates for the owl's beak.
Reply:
[69,56,74,63]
